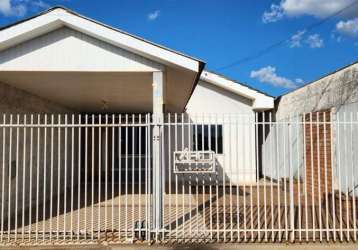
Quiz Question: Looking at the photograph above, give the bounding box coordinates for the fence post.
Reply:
[152,71,165,240]
[152,115,163,240]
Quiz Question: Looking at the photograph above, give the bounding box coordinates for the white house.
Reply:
[0,7,274,244]
[1,6,357,245]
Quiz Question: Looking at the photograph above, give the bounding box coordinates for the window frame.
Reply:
[191,123,223,155]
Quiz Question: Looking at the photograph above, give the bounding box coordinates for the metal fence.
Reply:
[0,112,357,246]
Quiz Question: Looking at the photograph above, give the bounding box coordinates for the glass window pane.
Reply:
[192,124,223,154]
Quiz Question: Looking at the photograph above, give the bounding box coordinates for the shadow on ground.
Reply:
[172,244,218,250]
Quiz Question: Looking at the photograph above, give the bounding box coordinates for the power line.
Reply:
[214,0,358,71]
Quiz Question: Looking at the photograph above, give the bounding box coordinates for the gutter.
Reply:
[182,61,206,112]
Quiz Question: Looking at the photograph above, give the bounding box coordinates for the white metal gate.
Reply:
[0,112,358,246]
[0,114,153,245]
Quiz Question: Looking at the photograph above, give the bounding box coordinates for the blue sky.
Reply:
[1,0,358,96]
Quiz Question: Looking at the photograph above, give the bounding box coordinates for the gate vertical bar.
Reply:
[84,114,88,241]
[0,115,5,243]
[49,115,54,242]
[111,114,115,241]
[21,115,27,243]
[289,114,295,242]
[168,114,172,242]
[118,115,122,241]
[34,115,39,243]
[77,114,82,242]
[353,113,357,241]
[323,112,329,242]
[42,114,47,242]
[303,113,308,242]
[56,115,61,241]
[330,111,336,242]
[138,114,142,241]
[131,114,135,240]
[70,114,74,241]
[344,112,350,241]
[98,115,102,241]
[77,114,82,241]
[104,115,108,240]
[63,115,68,240]
[91,115,95,241]
[14,115,19,242]
[296,113,302,242]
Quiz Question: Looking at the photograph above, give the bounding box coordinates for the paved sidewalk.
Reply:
[1,243,358,250]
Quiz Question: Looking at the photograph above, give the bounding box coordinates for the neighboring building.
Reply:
[263,61,358,200]
[275,61,358,120]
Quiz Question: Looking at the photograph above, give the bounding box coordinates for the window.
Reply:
[192,125,223,154]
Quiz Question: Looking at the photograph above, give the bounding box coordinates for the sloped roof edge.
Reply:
[0,6,205,73]
[200,70,274,110]
[277,59,358,99]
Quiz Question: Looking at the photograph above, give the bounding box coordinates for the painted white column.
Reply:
[152,71,164,237]
[153,71,165,116]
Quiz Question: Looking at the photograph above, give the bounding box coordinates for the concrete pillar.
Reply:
[152,71,165,115]
[152,71,164,237]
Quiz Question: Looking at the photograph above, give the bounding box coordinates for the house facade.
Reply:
[0,6,357,246]
[0,7,277,245]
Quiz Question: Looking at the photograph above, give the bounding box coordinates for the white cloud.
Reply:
[32,0,49,9]
[0,0,26,17]
[0,0,12,15]
[262,0,358,43]
[263,0,356,23]
[282,0,354,18]
[305,34,324,48]
[263,4,285,23]
[250,66,302,89]
[288,30,324,49]
[295,78,304,84]
[0,0,50,17]
[336,18,358,37]
[147,10,160,21]
[289,30,306,48]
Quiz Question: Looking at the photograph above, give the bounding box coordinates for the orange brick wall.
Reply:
[304,111,333,201]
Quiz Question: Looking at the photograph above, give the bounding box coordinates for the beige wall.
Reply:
[0,81,75,222]
[0,80,72,114]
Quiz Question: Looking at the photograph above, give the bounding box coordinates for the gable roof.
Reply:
[0,6,205,73]
[0,6,273,111]
[200,70,274,110]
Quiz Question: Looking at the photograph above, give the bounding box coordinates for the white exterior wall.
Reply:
[186,80,255,114]
[273,63,358,190]
[184,80,257,184]
[335,102,358,192]
[0,27,163,72]
[261,115,303,181]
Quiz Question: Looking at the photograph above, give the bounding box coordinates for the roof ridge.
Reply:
[0,6,205,64]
